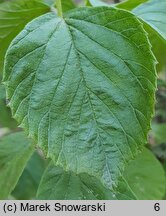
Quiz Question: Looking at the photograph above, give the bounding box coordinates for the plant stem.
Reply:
[56,0,63,17]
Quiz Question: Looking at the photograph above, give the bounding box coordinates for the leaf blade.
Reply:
[3,7,156,189]
[12,151,46,200]
[37,163,115,200]
[0,0,50,72]
[116,0,148,10]
[89,0,109,6]
[37,163,137,200]
[133,0,166,40]
[0,132,34,199]
[0,84,17,128]
[124,148,166,200]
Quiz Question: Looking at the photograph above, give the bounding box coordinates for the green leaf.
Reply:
[85,0,92,6]
[43,0,55,6]
[116,0,166,72]
[61,0,76,12]
[44,0,76,12]
[0,132,34,199]
[116,0,148,11]
[124,148,166,200]
[37,163,136,200]
[90,0,148,8]
[133,0,166,40]
[37,163,114,200]
[0,84,17,128]
[143,24,166,73]
[12,151,46,200]
[3,7,156,189]
[0,0,50,72]
[89,0,110,6]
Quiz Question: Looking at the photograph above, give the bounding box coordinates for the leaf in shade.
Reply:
[0,0,50,72]
[0,132,34,199]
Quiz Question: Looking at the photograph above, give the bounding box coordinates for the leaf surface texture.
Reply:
[3,7,156,188]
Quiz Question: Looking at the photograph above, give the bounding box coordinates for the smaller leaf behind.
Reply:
[12,151,46,200]
[61,0,76,12]
[123,148,166,200]
[89,0,148,8]
[0,0,50,72]
[133,0,166,41]
[44,0,76,12]
[143,24,166,73]
[116,0,166,72]
[116,0,148,10]
[0,84,17,128]
[89,0,110,6]
[0,132,34,199]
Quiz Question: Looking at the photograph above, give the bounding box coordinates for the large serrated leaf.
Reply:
[133,0,166,40]
[3,7,156,189]
[0,132,34,199]
[0,0,50,72]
